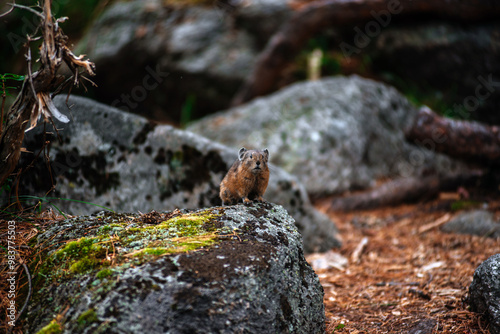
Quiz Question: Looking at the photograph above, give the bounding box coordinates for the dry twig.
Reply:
[351,236,368,264]
[418,214,452,234]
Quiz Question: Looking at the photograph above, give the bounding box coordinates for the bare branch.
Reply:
[8,3,44,18]
[329,172,484,212]
[25,43,39,105]
[0,4,14,18]
[406,107,500,165]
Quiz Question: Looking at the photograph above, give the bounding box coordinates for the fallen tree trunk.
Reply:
[406,107,500,165]
[329,172,483,212]
[0,0,95,187]
[232,0,500,106]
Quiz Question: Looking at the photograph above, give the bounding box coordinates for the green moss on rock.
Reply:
[77,308,98,330]
[34,210,225,287]
[35,319,62,334]
[96,268,113,279]
[29,209,234,332]
[69,257,101,274]
[39,236,108,280]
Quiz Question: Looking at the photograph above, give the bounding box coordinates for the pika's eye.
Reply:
[250,154,253,159]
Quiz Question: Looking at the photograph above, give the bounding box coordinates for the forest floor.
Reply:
[312,195,500,334]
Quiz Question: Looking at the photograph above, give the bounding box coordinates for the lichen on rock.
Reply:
[27,203,325,333]
[468,253,500,334]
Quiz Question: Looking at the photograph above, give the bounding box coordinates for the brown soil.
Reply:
[314,196,500,334]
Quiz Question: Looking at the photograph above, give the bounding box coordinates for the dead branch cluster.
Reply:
[0,0,95,188]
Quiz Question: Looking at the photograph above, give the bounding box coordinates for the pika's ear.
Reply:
[263,148,269,161]
[238,147,247,161]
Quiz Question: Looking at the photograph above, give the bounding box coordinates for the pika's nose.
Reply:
[256,161,261,166]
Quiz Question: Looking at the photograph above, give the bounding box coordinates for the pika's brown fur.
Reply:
[220,147,270,206]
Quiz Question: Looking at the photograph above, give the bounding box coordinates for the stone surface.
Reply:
[442,210,500,238]
[26,203,326,334]
[14,95,339,253]
[75,0,290,122]
[188,75,464,195]
[468,253,500,334]
[371,21,500,124]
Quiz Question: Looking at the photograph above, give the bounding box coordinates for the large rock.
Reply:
[468,253,500,334]
[188,75,464,195]
[14,95,339,253]
[442,210,500,238]
[371,22,500,125]
[75,0,290,122]
[27,203,326,333]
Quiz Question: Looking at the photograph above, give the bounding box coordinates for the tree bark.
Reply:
[329,172,483,212]
[405,107,500,165]
[0,0,95,187]
[232,0,500,106]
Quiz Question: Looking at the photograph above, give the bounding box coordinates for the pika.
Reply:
[220,147,270,206]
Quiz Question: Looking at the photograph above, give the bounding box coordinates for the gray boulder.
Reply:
[75,0,290,121]
[371,22,500,125]
[27,203,325,334]
[15,95,339,253]
[188,75,464,195]
[468,253,500,334]
[442,210,500,238]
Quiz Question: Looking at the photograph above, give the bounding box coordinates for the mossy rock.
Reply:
[26,203,325,333]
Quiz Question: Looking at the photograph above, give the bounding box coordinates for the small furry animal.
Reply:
[219,147,270,206]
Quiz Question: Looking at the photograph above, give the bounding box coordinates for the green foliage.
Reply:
[1,73,24,126]
[380,72,452,116]
[331,323,345,332]
[451,200,481,211]
[1,72,25,96]
[180,94,196,127]
[332,324,345,334]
